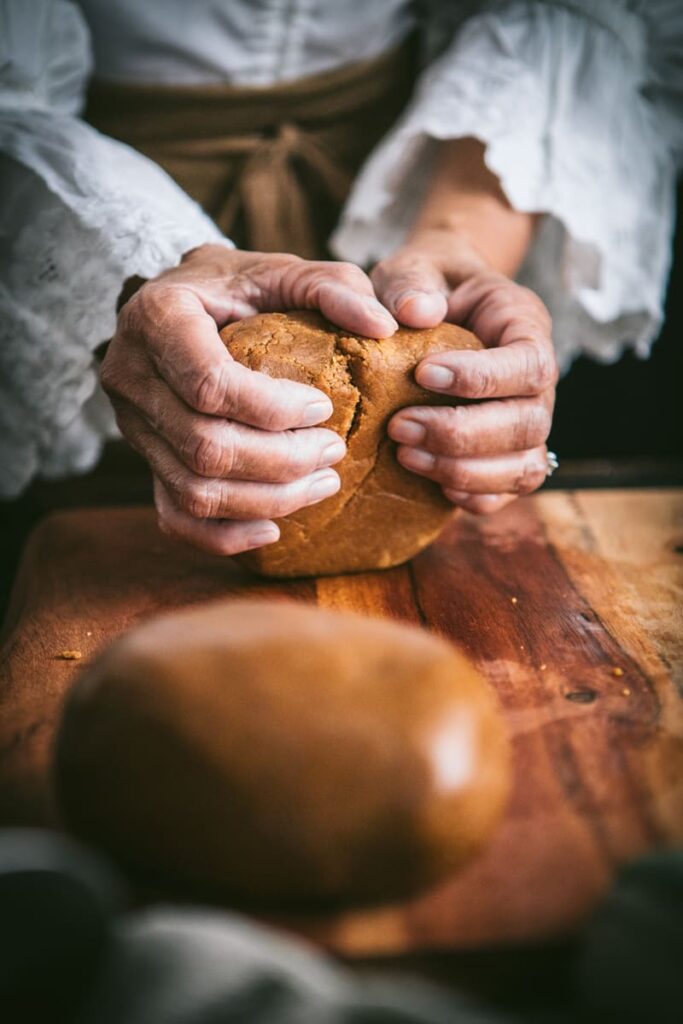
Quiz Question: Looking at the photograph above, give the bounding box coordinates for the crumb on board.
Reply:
[56,650,82,661]
[86,631,92,637]
[622,688,631,696]
[539,664,547,671]
[511,597,518,605]
[612,667,624,677]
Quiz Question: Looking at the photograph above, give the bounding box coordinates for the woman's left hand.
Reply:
[372,228,558,515]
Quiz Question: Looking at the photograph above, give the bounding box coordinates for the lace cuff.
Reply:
[332,1,680,370]
[0,111,226,497]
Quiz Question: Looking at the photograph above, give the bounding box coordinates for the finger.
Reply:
[388,396,552,458]
[371,255,449,328]
[153,477,280,557]
[396,445,549,495]
[446,275,552,343]
[442,492,518,515]
[118,286,334,429]
[275,258,398,338]
[124,382,346,482]
[415,340,557,400]
[117,408,341,519]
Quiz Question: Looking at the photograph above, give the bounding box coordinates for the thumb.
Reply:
[371,254,449,328]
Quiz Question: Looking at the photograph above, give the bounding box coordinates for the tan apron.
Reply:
[85,40,416,260]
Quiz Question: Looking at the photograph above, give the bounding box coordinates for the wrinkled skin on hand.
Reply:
[372,228,558,515]
[101,245,397,555]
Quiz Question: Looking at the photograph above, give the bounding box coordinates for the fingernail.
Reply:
[443,490,470,504]
[302,399,333,426]
[399,447,435,472]
[246,524,280,548]
[395,291,447,323]
[319,439,346,467]
[389,418,426,446]
[307,470,341,502]
[417,364,454,391]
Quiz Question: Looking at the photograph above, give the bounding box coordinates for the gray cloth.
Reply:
[76,908,505,1024]
[0,828,506,1024]
[4,828,681,1023]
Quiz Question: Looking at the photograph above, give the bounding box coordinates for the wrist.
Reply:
[410,138,537,278]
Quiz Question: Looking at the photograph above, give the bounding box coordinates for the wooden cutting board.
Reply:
[1,490,682,954]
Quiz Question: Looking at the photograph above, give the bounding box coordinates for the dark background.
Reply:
[546,182,682,484]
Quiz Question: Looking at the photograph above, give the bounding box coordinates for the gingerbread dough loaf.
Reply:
[221,311,482,577]
[54,599,509,910]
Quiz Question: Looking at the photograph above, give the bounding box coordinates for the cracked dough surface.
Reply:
[221,311,482,577]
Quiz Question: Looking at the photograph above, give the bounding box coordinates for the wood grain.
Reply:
[1,491,681,953]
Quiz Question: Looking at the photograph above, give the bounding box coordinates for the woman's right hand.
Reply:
[101,244,397,555]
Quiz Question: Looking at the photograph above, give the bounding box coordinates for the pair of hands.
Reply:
[101,235,557,555]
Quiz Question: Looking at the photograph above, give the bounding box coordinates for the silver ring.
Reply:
[546,450,559,477]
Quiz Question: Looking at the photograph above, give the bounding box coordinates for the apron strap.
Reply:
[86,38,417,259]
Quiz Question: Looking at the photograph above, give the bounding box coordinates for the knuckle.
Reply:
[180,478,221,519]
[186,426,233,478]
[516,284,542,308]
[266,486,297,518]
[370,256,390,281]
[141,383,166,433]
[370,255,403,293]
[442,460,475,492]
[280,431,316,481]
[259,381,296,431]
[266,253,304,283]
[531,404,553,445]
[525,346,557,393]
[499,301,521,325]
[464,365,495,399]
[192,365,232,415]
[99,359,115,395]
[139,283,180,323]
[438,406,469,452]
[390,276,433,309]
[120,283,175,338]
[99,354,126,398]
[335,260,366,284]
[515,456,547,494]
[116,293,144,337]
[510,282,548,317]
[111,407,137,448]
[513,404,552,450]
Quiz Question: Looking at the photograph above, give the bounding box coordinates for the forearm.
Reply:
[409,137,538,278]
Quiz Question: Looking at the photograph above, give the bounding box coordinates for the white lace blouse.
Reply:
[1,0,681,496]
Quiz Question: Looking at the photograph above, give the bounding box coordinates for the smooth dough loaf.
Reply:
[54,599,509,911]
[220,311,482,577]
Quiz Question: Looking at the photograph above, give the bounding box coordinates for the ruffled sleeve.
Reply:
[0,0,225,498]
[332,0,683,371]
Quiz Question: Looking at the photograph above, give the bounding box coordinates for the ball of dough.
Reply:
[221,311,483,577]
[55,599,509,910]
